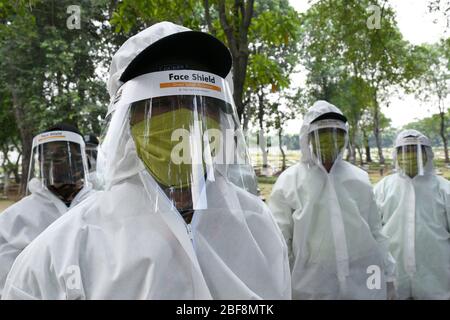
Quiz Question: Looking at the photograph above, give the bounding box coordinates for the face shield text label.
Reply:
[168,73,216,84]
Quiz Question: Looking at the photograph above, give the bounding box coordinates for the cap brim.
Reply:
[120,31,232,82]
[311,112,348,124]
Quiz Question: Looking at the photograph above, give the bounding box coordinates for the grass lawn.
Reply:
[255,149,450,200]
[256,176,278,201]
[0,200,14,212]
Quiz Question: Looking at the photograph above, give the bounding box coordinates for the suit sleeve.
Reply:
[267,174,296,268]
[0,237,23,298]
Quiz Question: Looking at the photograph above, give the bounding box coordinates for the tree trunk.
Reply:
[356,145,363,166]
[203,0,216,36]
[439,110,449,163]
[11,89,35,197]
[217,0,255,121]
[232,56,250,121]
[2,167,9,197]
[258,92,268,170]
[372,98,385,164]
[362,130,372,163]
[1,151,8,197]
[12,152,21,183]
[278,126,286,172]
[349,128,357,164]
[242,106,249,133]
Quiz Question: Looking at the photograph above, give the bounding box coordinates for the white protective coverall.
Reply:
[2,22,291,300]
[0,130,94,299]
[374,129,450,299]
[268,100,396,299]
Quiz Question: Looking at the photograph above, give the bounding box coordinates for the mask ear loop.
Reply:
[417,142,424,176]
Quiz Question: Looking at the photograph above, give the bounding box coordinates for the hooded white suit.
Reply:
[268,100,396,299]
[374,130,450,299]
[0,179,93,298]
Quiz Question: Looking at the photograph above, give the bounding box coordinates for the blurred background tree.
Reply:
[0,0,448,201]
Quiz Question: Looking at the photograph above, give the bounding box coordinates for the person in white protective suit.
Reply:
[268,100,397,299]
[2,21,290,300]
[374,129,450,300]
[0,123,94,298]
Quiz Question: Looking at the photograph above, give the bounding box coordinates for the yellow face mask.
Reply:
[397,147,427,178]
[311,128,346,165]
[131,108,221,189]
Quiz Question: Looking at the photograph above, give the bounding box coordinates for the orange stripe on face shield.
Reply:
[160,82,222,92]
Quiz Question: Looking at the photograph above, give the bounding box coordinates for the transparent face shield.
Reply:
[396,143,428,178]
[109,70,257,223]
[308,119,347,171]
[27,131,89,204]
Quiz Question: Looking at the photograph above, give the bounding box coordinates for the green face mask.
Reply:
[311,129,346,165]
[131,108,221,189]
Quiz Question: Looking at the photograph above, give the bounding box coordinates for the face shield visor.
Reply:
[93,109,116,190]
[394,136,432,178]
[106,70,256,222]
[27,131,89,204]
[307,119,348,171]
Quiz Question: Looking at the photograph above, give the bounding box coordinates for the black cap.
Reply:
[45,123,82,136]
[120,31,232,83]
[311,112,348,124]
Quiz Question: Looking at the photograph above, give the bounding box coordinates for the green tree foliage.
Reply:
[411,41,450,162]
[405,112,450,147]
[0,0,120,194]
[301,0,423,164]
[111,0,302,124]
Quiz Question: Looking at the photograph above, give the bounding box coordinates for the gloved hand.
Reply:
[387,281,397,300]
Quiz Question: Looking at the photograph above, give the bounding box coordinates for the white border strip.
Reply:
[112,70,233,109]
[396,137,431,147]
[32,131,85,148]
